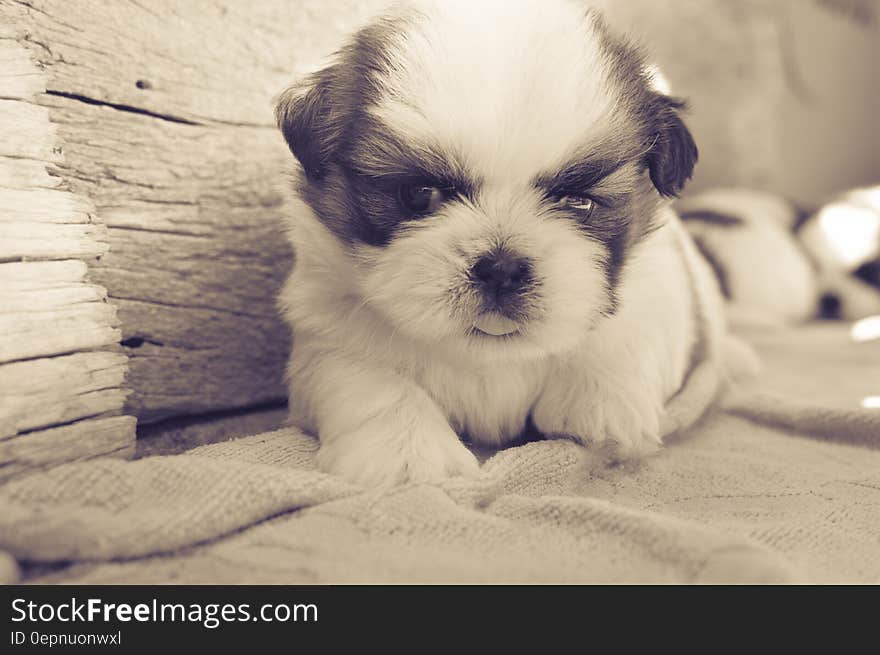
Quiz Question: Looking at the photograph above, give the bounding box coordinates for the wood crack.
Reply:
[121,336,164,348]
[44,89,202,125]
[109,294,273,320]
[106,225,210,239]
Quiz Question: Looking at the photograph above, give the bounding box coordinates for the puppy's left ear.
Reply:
[275,64,343,181]
[645,95,698,198]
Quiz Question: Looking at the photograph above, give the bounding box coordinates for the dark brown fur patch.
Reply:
[278,11,480,247]
[276,14,414,181]
[589,11,698,198]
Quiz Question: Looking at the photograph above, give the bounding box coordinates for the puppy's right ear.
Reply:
[645,95,698,198]
[275,65,343,181]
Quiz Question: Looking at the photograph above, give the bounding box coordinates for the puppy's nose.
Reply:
[471,251,533,296]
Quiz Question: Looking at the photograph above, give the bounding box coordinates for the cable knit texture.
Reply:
[1,324,878,584]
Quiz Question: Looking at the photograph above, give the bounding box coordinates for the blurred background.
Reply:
[593,0,879,206]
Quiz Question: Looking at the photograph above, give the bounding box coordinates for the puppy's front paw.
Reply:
[316,411,480,487]
[533,377,664,460]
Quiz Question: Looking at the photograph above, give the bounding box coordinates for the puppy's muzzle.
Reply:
[470,249,534,317]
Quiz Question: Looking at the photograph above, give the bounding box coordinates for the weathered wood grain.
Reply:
[44,92,296,420]
[0,416,136,483]
[0,23,134,479]
[0,352,128,439]
[2,0,389,423]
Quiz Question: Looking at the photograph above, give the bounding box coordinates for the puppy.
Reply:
[798,186,880,321]
[677,188,819,326]
[677,186,880,325]
[275,0,728,486]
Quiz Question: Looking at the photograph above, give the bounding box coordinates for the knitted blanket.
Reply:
[2,323,878,584]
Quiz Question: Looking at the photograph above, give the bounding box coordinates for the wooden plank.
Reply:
[57,95,296,420]
[4,0,384,126]
[0,222,108,259]
[0,416,137,484]
[0,157,61,189]
[0,259,120,365]
[0,99,59,162]
[0,187,94,222]
[0,351,129,439]
[0,24,135,477]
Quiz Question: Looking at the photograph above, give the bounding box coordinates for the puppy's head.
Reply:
[277,0,697,359]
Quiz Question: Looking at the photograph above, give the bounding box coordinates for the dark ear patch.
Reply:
[645,96,698,198]
[854,258,880,288]
[275,15,408,182]
[275,67,343,181]
[587,12,697,197]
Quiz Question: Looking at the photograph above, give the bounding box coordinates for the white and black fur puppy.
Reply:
[276,0,728,486]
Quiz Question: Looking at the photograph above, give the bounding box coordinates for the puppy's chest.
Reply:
[412,359,545,446]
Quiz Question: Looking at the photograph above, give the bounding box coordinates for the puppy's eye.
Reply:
[398,184,445,215]
[554,194,596,216]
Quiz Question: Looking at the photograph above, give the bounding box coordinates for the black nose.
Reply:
[819,293,841,320]
[471,251,533,297]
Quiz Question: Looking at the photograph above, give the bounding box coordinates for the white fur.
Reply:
[677,188,818,324]
[531,211,699,456]
[370,0,620,184]
[281,198,716,485]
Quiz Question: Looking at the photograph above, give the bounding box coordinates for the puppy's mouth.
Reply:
[471,312,522,337]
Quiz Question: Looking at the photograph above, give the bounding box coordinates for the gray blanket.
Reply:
[2,324,878,583]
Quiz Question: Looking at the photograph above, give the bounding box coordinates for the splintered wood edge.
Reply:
[0,416,138,484]
[0,22,136,479]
